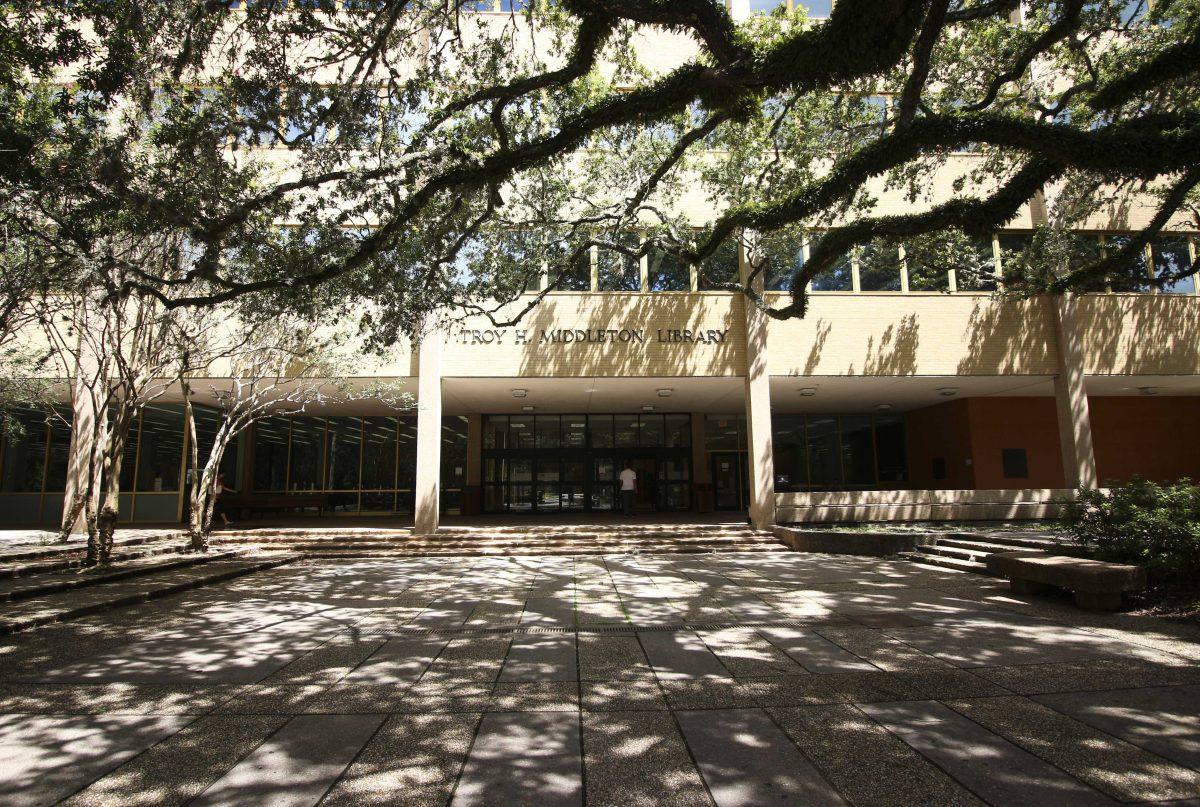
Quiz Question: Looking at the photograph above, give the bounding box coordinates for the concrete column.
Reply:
[1051,294,1098,488]
[413,327,444,534]
[740,239,776,529]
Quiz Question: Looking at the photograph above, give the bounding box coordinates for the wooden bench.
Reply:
[219,493,329,519]
[985,550,1146,611]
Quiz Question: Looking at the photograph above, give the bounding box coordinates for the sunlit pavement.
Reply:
[2,551,1199,806]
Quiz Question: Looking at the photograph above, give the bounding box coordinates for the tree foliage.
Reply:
[1,0,1198,343]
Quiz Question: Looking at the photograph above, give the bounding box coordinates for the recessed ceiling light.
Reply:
[641,405,656,412]
[521,405,535,412]
[1138,386,1159,396]
[798,387,817,396]
[936,387,958,397]
[656,388,673,397]
[511,388,527,398]
[875,403,892,411]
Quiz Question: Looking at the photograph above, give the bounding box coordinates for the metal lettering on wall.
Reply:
[455,327,731,346]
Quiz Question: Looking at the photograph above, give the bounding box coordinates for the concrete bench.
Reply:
[985,550,1146,611]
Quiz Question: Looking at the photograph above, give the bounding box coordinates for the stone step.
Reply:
[916,543,998,562]
[935,537,1061,556]
[0,550,242,603]
[0,554,300,635]
[212,533,781,548]
[298,543,790,558]
[942,532,1065,551]
[0,540,195,580]
[0,533,185,567]
[897,550,994,575]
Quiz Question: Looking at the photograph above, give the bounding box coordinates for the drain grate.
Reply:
[345,618,835,638]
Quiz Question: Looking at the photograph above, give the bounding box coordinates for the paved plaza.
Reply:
[1,551,1199,806]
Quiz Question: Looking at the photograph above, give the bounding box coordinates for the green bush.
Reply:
[1061,477,1200,585]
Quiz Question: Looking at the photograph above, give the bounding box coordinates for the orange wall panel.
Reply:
[965,398,1065,489]
[905,399,974,489]
[1090,396,1200,484]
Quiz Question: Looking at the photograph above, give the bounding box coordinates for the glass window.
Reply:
[555,250,592,291]
[648,249,690,291]
[288,417,325,490]
[253,417,289,492]
[955,237,999,292]
[588,415,613,448]
[117,413,139,491]
[614,415,639,447]
[483,415,507,449]
[997,233,1032,279]
[44,408,71,492]
[806,415,842,488]
[771,414,807,492]
[664,414,691,448]
[562,417,587,448]
[326,417,362,490]
[840,415,876,486]
[508,415,535,448]
[874,415,907,483]
[361,417,398,490]
[192,404,239,488]
[699,239,739,290]
[136,405,184,493]
[591,456,615,510]
[1104,234,1151,292]
[535,415,560,448]
[808,234,853,291]
[704,415,744,450]
[442,416,468,492]
[857,242,902,291]
[597,233,640,291]
[396,418,418,489]
[640,415,664,447]
[0,407,48,493]
[1151,236,1195,294]
[760,231,805,292]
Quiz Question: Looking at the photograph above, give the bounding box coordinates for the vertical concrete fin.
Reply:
[1052,294,1098,489]
[413,326,444,534]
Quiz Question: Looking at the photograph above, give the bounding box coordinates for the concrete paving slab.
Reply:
[675,707,845,806]
[500,634,578,682]
[60,715,287,807]
[451,711,583,807]
[1035,685,1200,771]
[581,678,669,711]
[191,713,384,807]
[767,704,985,806]
[948,695,1200,802]
[578,634,652,680]
[339,637,446,685]
[321,713,480,807]
[0,713,189,807]
[696,627,809,677]
[861,700,1113,806]
[582,710,712,807]
[757,626,880,673]
[638,631,732,681]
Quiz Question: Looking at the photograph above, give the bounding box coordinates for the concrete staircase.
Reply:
[210,523,790,556]
[897,531,1065,575]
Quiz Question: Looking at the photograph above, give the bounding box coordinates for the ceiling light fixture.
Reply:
[521,405,535,412]
[642,405,656,412]
[656,388,673,397]
[1138,386,1159,396]
[936,387,958,397]
[798,387,817,397]
[875,403,892,411]
[511,388,527,398]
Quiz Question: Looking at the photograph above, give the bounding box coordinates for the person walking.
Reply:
[619,460,637,517]
[214,472,236,527]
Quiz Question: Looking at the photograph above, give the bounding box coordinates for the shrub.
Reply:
[1061,477,1200,586]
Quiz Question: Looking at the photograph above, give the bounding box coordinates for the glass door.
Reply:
[630,456,657,512]
[710,451,747,511]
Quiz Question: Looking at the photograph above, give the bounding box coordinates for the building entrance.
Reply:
[482,413,692,514]
[710,451,749,511]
